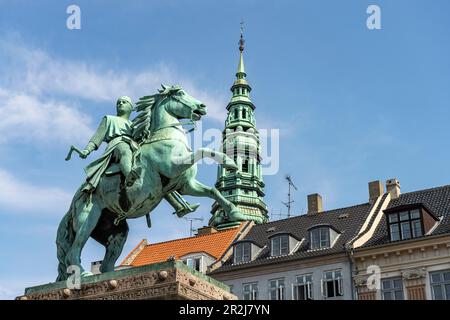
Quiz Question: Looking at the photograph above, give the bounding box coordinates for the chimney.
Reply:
[90,260,102,275]
[368,180,384,203]
[307,193,323,214]
[196,226,217,236]
[386,178,401,199]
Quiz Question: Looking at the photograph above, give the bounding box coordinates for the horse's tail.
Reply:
[55,208,74,282]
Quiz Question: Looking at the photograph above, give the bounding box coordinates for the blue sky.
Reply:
[1,0,450,299]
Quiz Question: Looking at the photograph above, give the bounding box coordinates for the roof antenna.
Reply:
[282,175,298,218]
[183,217,204,237]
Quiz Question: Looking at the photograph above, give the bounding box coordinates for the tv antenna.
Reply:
[183,217,204,237]
[271,208,288,221]
[281,175,298,218]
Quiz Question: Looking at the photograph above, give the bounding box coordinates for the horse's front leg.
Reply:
[179,179,243,223]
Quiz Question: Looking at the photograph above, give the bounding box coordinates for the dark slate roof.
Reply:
[211,201,374,274]
[363,184,450,247]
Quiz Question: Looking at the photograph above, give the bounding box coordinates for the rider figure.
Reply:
[77,93,199,219]
[80,96,139,192]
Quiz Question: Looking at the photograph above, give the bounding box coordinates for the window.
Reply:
[234,108,239,119]
[242,109,247,119]
[234,242,251,264]
[242,158,249,172]
[269,278,285,300]
[430,270,450,300]
[387,209,423,241]
[293,274,313,300]
[310,227,331,249]
[183,257,201,272]
[243,283,258,300]
[381,277,404,300]
[271,235,289,257]
[322,270,343,298]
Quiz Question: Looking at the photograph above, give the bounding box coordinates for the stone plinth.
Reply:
[17,260,236,300]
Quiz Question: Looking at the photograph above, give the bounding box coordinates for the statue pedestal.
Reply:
[17,260,236,300]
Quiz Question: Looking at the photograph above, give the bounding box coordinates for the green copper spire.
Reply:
[209,25,269,229]
[236,25,246,77]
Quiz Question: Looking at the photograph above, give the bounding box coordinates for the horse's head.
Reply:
[159,84,207,122]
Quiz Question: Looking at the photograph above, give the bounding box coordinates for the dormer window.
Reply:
[309,226,339,250]
[183,257,201,272]
[385,205,439,242]
[233,240,263,264]
[270,234,289,257]
[310,227,330,249]
[234,242,251,264]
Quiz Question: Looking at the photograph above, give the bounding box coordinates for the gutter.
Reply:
[345,245,356,300]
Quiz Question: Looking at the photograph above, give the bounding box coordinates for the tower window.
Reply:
[242,158,249,172]
[234,108,239,119]
[242,109,247,119]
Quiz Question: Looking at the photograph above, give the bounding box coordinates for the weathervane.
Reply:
[239,21,245,52]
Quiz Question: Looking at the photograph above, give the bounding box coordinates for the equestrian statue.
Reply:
[56,85,246,281]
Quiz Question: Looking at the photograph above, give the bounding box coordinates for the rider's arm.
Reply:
[82,116,108,156]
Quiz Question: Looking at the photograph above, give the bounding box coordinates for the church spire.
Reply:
[209,24,269,229]
[229,22,252,110]
[237,22,246,77]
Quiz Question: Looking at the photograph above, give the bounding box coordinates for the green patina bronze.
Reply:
[56,85,247,281]
[209,28,269,229]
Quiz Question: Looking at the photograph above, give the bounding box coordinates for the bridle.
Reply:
[141,92,199,146]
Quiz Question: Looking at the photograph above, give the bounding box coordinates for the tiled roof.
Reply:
[211,201,374,274]
[122,224,244,267]
[363,184,450,247]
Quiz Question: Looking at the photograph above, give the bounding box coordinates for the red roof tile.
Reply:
[122,225,243,267]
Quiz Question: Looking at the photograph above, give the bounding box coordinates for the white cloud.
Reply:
[0,88,93,145]
[1,38,228,124]
[0,169,72,215]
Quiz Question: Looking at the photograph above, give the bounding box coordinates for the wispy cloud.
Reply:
[0,37,227,125]
[0,169,72,215]
[0,88,93,145]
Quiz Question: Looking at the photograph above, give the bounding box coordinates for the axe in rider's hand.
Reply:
[65,145,85,161]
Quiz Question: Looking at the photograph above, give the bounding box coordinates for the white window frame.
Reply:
[242,282,259,300]
[310,227,331,250]
[321,270,343,299]
[234,242,252,264]
[430,269,450,300]
[270,235,289,257]
[184,256,203,272]
[269,278,285,300]
[292,274,314,300]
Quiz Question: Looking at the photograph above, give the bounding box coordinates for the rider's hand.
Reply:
[79,150,90,159]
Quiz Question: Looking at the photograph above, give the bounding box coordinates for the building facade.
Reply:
[351,183,450,300]
[208,184,392,300]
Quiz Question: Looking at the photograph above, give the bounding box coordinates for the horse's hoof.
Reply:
[223,162,239,171]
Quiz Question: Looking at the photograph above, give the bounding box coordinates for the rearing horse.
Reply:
[56,85,245,281]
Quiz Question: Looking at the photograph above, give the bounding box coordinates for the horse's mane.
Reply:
[131,84,181,144]
[132,94,158,143]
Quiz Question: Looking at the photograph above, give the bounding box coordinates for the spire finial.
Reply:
[239,21,245,53]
